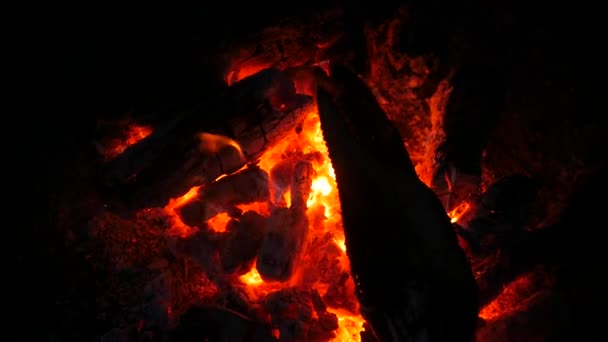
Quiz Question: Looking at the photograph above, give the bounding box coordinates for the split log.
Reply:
[316,62,478,342]
[101,68,313,211]
[220,210,267,276]
[175,165,269,227]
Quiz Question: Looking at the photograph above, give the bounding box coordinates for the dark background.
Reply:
[13,0,602,339]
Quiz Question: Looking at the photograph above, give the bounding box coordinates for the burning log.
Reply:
[220,210,267,276]
[101,68,313,211]
[256,159,313,282]
[175,165,270,227]
[316,62,478,341]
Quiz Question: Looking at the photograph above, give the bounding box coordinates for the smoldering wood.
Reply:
[100,68,313,211]
[261,288,339,341]
[175,165,270,227]
[316,62,478,342]
[256,207,309,282]
[220,210,267,276]
[220,9,346,84]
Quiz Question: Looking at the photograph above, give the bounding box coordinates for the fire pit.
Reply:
[42,2,600,341]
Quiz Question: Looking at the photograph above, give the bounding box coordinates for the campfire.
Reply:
[79,5,582,342]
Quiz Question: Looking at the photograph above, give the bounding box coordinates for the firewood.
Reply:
[220,211,267,276]
[175,165,269,227]
[316,62,478,341]
[101,68,313,212]
[256,206,309,282]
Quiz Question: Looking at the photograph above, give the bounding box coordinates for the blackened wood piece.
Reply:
[221,210,267,276]
[176,165,269,227]
[316,62,478,342]
[101,68,312,211]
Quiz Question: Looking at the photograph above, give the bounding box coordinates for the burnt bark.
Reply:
[175,165,270,227]
[316,62,478,342]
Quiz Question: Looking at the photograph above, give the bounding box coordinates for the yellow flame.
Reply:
[199,132,244,156]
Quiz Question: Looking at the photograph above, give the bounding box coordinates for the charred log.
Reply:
[317,62,478,341]
[101,68,313,211]
[175,165,269,227]
[221,210,267,276]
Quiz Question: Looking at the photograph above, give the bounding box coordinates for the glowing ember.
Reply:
[164,186,199,237]
[248,110,366,340]
[103,124,153,160]
[162,109,365,340]
[447,201,471,223]
[479,270,546,321]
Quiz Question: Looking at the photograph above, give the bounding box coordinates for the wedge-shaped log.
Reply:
[316,63,478,342]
